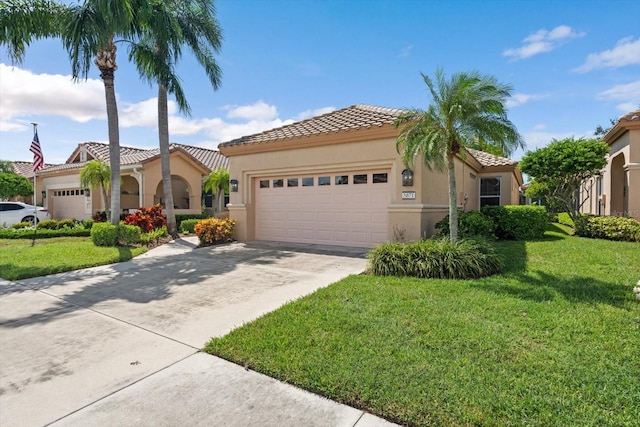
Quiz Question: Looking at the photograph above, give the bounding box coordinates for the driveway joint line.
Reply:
[21,283,201,351]
[351,412,365,427]
[44,352,200,426]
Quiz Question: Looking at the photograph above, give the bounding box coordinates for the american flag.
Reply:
[30,130,44,172]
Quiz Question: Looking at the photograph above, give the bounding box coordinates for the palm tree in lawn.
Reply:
[394,69,523,242]
[0,0,150,226]
[203,167,229,214]
[128,0,223,237]
[80,159,111,219]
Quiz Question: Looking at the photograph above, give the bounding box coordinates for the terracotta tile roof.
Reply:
[467,149,517,168]
[220,104,405,147]
[42,142,227,174]
[11,161,58,178]
[618,108,640,123]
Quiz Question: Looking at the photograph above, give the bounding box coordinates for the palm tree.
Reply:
[203,167,229,214]
[80,159,110,220]
[128,0,222,237]
[0,0,149,225]
[395,69,523,242]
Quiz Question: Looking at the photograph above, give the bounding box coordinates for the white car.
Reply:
[0,202,51,227]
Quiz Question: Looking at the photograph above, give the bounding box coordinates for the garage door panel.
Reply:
[255,171,390,247]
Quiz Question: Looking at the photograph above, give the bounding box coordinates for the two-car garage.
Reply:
[254,170,391,247]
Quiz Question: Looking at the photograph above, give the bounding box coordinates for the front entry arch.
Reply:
[609,153,627,216]
[154,175,191,209]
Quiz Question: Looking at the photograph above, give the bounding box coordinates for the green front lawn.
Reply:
[0,237,147,280]
[205,225,640,426]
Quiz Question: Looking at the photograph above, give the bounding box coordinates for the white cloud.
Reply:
[533,123,547,131]
[399,44,413,58]
[597,80,640,112]
[506,93,548,108]
[521,130,592,151]
[574,36,640,72]
[225,101,278,121]
[0,63,105,127]
[296,106,336,121]
[503,25,585,60]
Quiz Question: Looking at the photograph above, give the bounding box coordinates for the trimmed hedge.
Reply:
[91,223,118,246]
[435,210,496,240]
[574,215,640,242]
[481,205,547,240]
[0,228,91,239]
[175,214,210,228]
[194,218,236,246]
[117,224,141,246]
[179,219,200,234]
[368,238,503,279]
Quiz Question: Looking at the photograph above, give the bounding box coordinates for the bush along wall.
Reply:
[481,205,547,240]
[435,210,496,240]
[574,215,640,242]
[194,218,236,246]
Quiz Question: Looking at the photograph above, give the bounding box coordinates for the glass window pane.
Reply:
[480,197,500,208]
[480,178,500,196]
[335,175,348,185]
[302,177,314,186]
[318,176,330,186]
[287,178,298,187]
[259,180,269,188]
[353,174,367,184]
[273,179,283,188]
[373,173,388,183]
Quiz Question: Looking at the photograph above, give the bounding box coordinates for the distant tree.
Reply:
[80,160,111,220]
[203,167,229,214]
[0,172,33,199]
[594,118,617,137]
[0,160,14,173]
[394,69,524,242]
[519,137,609,221]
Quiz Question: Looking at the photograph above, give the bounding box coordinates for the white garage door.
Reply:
[255,170,390,247]
[52,188,87,220]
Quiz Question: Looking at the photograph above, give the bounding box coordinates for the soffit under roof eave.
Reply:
[604,120,640,145]
[219,125,399,157]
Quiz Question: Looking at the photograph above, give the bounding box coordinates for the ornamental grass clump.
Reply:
[194,218,236,246]
[368,238,503,279]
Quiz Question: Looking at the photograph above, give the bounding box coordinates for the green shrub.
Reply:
[82,219,94,230]
[481,205,547,240]
[557,212,574,228]
[91,223,118,246]
[175,214,209,229]
[435,210,496,239]
[117,224,141,246]
[11,222,31,229]
[57,218,77,229]
[574,215,640,242]
[368,238,503,279]
[180,219,200,234]
[140,226,169,245]
[37,219,59,230]
[0,228,90,239]
[194,218,236,246]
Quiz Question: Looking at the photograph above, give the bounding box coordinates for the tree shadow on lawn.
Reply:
[481,238,632,308]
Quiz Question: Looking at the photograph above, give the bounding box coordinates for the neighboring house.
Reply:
[219,104,523,247]
[581,109,640,221]
[14,142,227,220]
[9,161,56,205]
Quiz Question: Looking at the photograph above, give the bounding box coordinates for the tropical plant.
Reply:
[519,137,609,222]
[0,0,153,225]
[80,159,111,220]
[394,69,523,242]
[203,167,229,213]
[128,0,223,237]
[0,172,33,199]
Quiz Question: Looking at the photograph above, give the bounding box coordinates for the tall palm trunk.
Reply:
[101,184,109,217]
[158,85,177,237]
[96,39,120,225]
[447,152,458,242]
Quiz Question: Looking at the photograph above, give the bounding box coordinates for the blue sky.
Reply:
[1,0,639,164]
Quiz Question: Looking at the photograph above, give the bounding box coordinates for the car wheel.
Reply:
[22,216,37,225]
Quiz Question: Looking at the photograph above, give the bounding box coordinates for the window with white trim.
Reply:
[480,177,501,207]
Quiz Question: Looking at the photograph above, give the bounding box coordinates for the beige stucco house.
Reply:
[219,104,523,247]
[581,109,640,221]
[21,142,227,220]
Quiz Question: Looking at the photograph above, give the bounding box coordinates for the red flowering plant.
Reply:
[123,205,167,233]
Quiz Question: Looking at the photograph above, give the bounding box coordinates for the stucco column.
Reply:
[627,163,640,221]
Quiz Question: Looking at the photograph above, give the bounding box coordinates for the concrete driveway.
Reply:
[0,238,396,427]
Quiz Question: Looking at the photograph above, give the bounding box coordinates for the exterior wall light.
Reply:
[230,179,238,192]
[41,190,46,199]
[84,188,90,197]
[401,169,414,187]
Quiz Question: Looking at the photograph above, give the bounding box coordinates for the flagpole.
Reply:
[31,123,38,246]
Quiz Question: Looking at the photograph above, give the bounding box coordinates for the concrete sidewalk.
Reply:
[0,237,397,426]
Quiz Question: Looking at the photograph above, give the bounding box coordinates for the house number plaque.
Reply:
[401,191,416,200]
